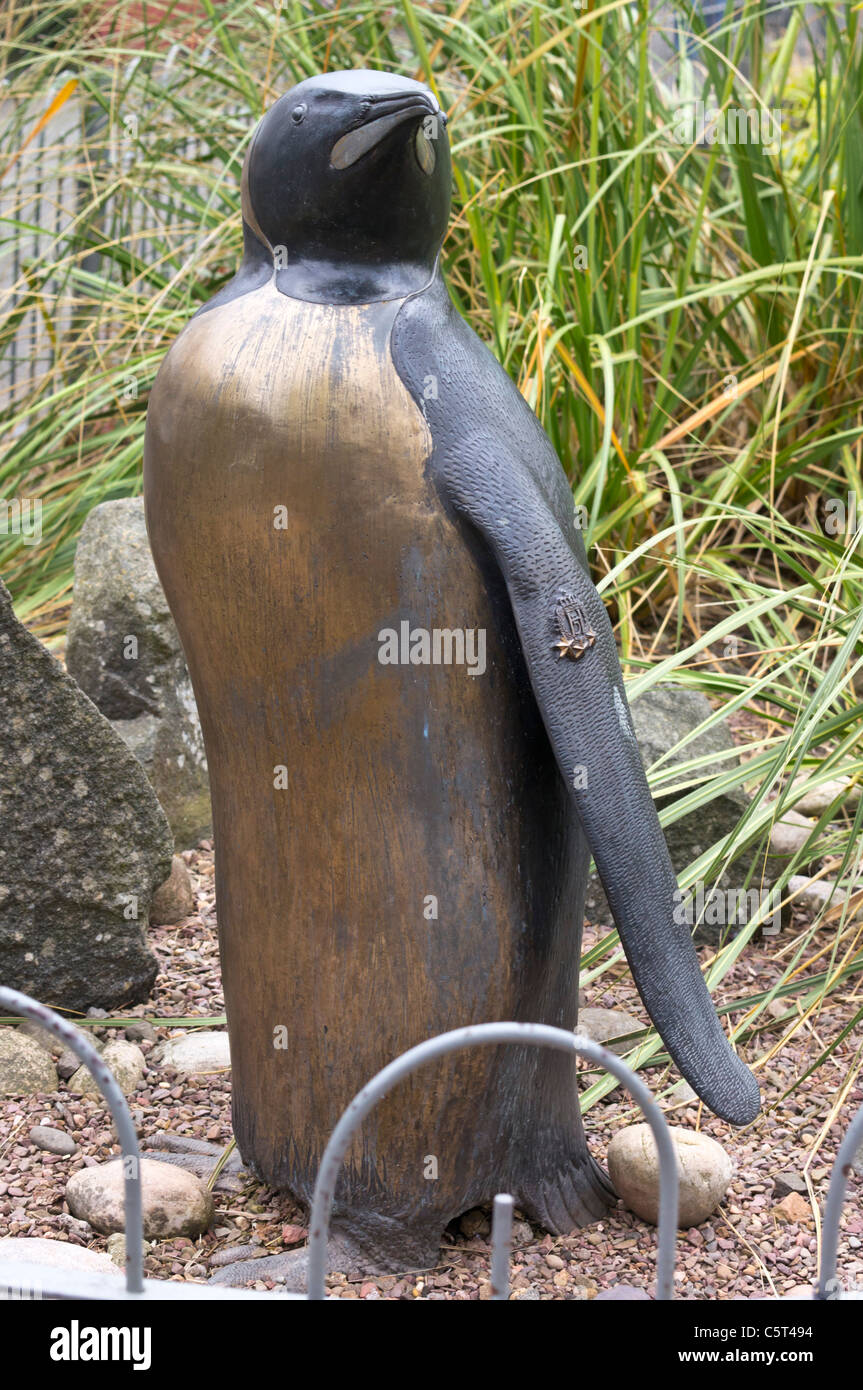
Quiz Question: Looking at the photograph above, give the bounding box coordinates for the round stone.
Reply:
[65,1157,215,1238]
[0,1237,119,1277]
[68,1039,146,1096]
[150,855,195,925]
[576,1007,643,1055]
[106,1232,152,1266]
[769,810,816,861]
[607,1123,733,1228]
[29,1125,78,1155]
[159,1031,230,1074]
[788,776,860,817]
[18,1021,66,1057]
[0,1027,58,1095]
[124,1020,157,1044]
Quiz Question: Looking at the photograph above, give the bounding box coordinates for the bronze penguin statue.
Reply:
[144,68,759,1275]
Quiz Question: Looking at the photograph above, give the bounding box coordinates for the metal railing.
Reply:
[817,1097,863,1301]
[304,1021,680,1300]
[0,985,299,1301]
[1,986,860,1300]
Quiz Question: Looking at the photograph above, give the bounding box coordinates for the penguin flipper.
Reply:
[435,442,759,1127]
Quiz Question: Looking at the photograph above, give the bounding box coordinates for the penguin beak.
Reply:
[330,93,443,170]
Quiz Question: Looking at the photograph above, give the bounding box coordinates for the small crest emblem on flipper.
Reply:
[552,593,596,661]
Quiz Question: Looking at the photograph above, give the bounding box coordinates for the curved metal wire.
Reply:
[0,986,144,1295]
[306,1021,679,1301]
[817,1099,863,1300]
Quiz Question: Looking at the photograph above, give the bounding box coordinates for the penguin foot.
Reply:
[140,1133,249,1194]
[207,1231,392,1292]
[517,1153,616,1232]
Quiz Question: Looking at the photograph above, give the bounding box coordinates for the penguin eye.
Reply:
[291,103,307,125]
[414,125,436,176]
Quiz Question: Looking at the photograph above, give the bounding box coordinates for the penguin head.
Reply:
[243,70,451,301]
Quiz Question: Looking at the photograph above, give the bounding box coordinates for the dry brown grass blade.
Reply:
[555,339,631,472]
[0,76,78,183]
[653,345,821,452]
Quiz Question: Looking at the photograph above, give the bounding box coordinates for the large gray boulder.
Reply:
[65,498,211,847]
[0,578,171,1010]
[585,683,756,944]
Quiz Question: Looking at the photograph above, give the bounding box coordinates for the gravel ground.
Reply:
[1,842,861,1301]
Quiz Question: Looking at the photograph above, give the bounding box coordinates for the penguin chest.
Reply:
[146,282,528,932]
[149,283,447,693]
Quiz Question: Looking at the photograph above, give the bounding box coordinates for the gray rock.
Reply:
[57,1037,103,1080]
[786,776,860,817]
[459,1207,490,1239]
[0,1028,58,1094]
[65,498,211,848]
[0,577,171,1011]
[124,1020,157,1044]
[111,711,160,757]
[787,875,844,918]
[29,1124,77,1155]
[18,1020,65,1057]
[68,1039,146,1096]
[627,684,736,787]
[56,1212,93,1239]
[150,855,194,925]
[584,683,755,944]
[577,1006,644,1055]
[773,1171,807,1201]
[66,1156,215,1238]
[671,1078,699,1104]
[56,1050,78,1080]
[0,1236,119,1277]
[608,1123,733,1228]
[158,1031,230,1074]
[768,809,818,869]
[106,1232,152,1266]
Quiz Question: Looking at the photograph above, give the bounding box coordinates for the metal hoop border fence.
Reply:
[0,988,860,1301]
[817,1097,863,1300]
[305,1021,680,1300]
[0,985,144,1294]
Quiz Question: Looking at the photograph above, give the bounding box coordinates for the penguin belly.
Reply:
[144,282,612,1261]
